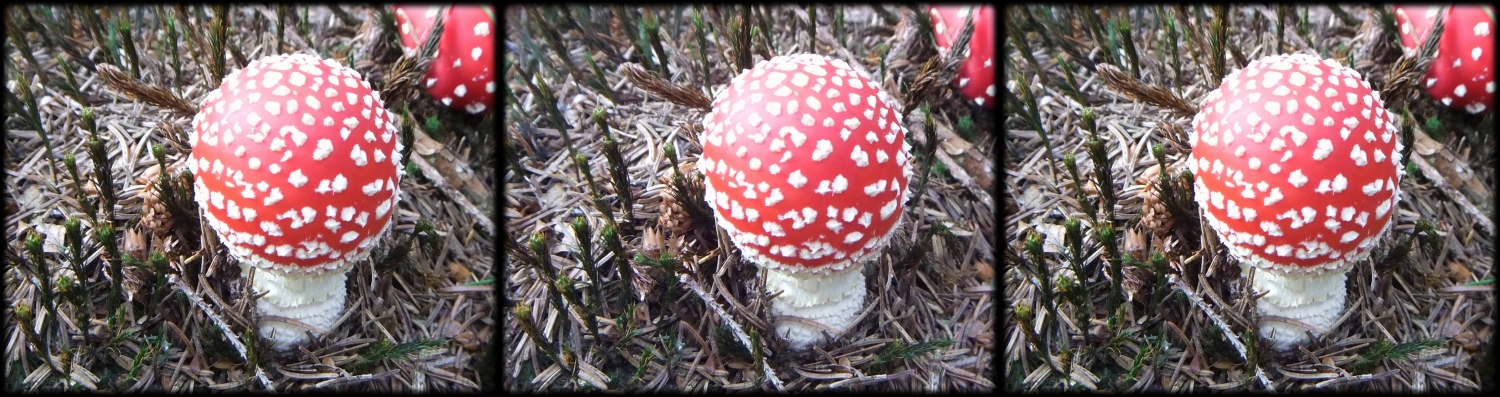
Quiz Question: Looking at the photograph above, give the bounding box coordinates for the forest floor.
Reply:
[1004,5,1492,392]
[504,5,996,392]
[5,5,493,392]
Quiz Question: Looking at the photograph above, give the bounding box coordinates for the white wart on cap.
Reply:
[698,54,913,349]
[1190,53,1403,350]
[190,53,405,349]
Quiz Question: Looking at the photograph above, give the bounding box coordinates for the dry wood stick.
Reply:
[1168,274,1273,390]
[168,274,273,390]
[678,274,785,391]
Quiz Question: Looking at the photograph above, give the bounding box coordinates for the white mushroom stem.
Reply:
[1242,264,1349,351]
[242,264,349,350]
[764,263,866,350]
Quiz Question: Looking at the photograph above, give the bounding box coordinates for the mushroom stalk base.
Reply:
[1242,264,1349,351]
[243,264,350,351]
[764,264,866,350]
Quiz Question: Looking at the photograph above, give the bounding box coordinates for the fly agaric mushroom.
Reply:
[929,5,995,108]
[394,5,495,114]
[698,54,912,350]
[190,53,405,350]
[1190,53,1403,350]
[1394,5,1495,114]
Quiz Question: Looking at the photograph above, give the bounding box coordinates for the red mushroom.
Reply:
[394,5,496,114]
[190,53,405,350]
[1394,5,1495,114]
[698,54,913,350]
[1190,53,1403,350]
[929,5,996,108]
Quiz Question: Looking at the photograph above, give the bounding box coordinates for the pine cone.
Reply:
[140,179,176,236]
[656,160,698,238]
[1140,179,1174,236]
[657,189,687,238]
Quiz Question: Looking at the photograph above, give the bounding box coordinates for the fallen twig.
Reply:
[94,63,199,116]
[410,154,496,237]
[678,274,784,391]
[169,274,273,390]
[1095,63,1198,116]
[1168,274,1273,391]
[1408,154,1493,237]
[620,63,713,110]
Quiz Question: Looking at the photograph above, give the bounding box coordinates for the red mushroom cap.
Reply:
[698,54,913,274]
[395,5,496,114]
[190,53,405,274]
[1190,53,1403,274]
[1394,5,1495,114]
[929,5,996,108]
